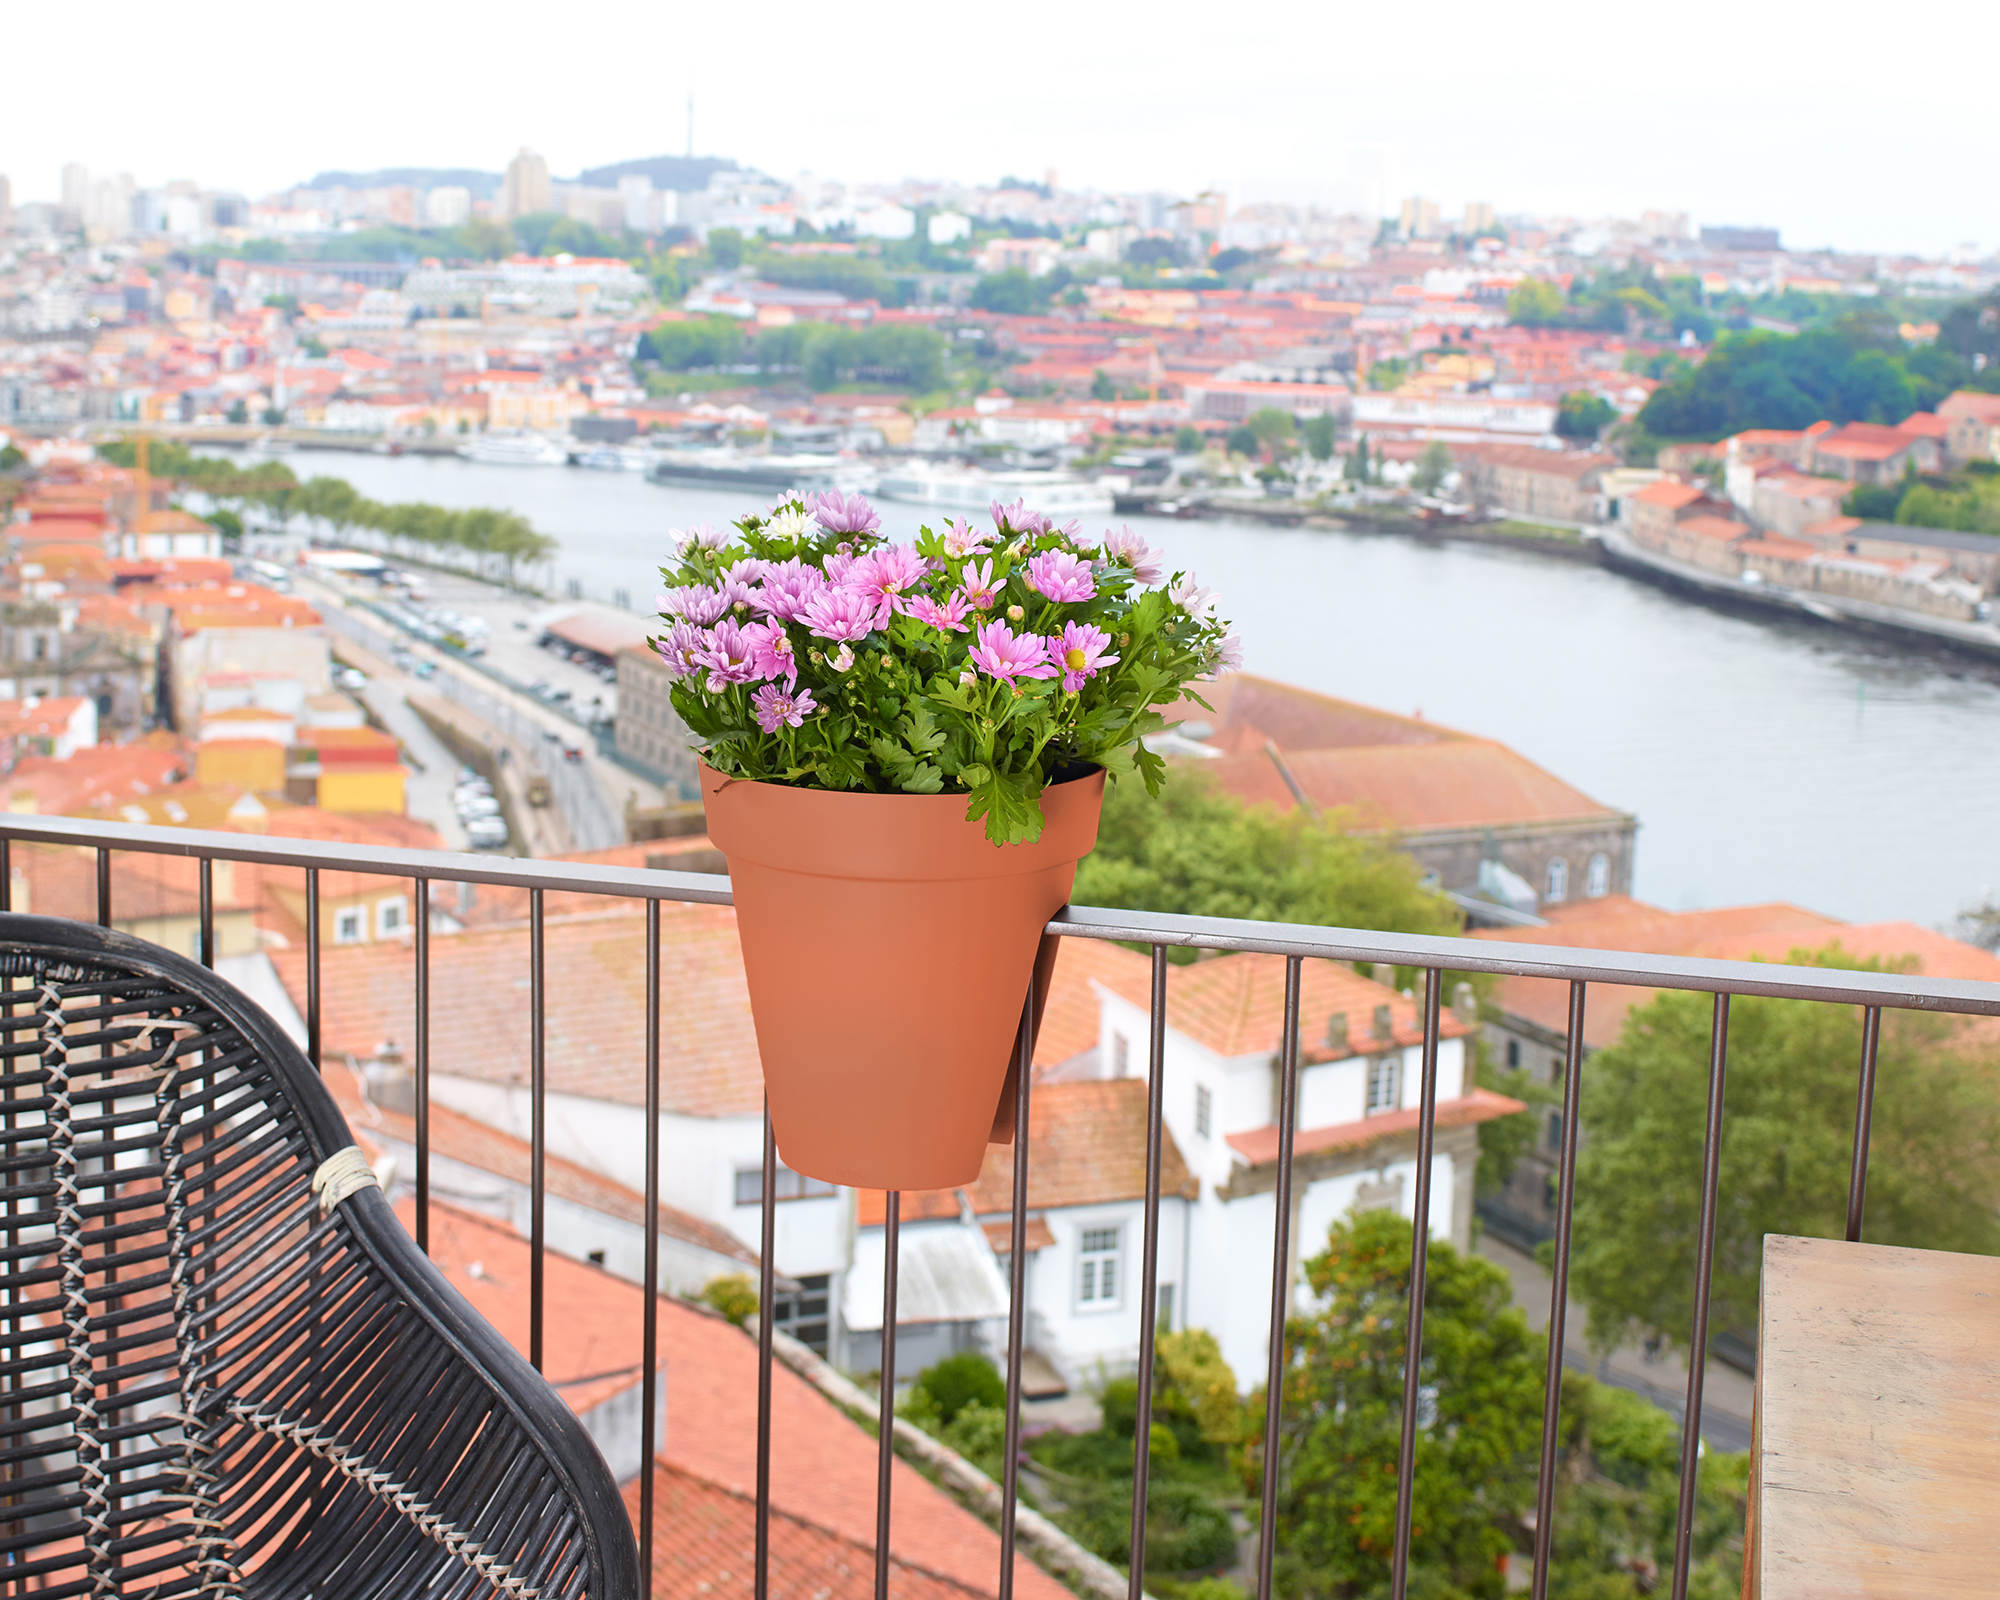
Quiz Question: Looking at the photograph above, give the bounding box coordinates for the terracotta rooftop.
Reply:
[1226,1087,1524,1165]
[1630,480,1706,509]
[856,1079,1199,1227]
[1095,949,1470,1061]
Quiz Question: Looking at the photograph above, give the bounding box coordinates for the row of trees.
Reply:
[98,440,555,584]
[1845,464,2000,534]
[636,316,948,392]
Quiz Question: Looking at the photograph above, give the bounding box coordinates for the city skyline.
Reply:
[6,0,1994,258]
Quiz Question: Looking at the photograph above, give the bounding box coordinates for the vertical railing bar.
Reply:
[528,886,545,1373]
[414,877,430,1256]
[1530,980,1589,1600]
[755,1106,776,1600]
[0,836,10,912]
[1670,993,1731,1600]
[95,848,110,928]
[1255,954,1304,1600]
[197,857,214,968]
[875,1189,902,1600]
[640,899,661,1595]
[997,979,1037,1600]
[1126,945,1170,1599]
[305,868,321,1070]
[1844,1005,1881,1243]
[1389,967,1444,1600]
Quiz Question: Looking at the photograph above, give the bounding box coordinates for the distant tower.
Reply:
[61,163,90,223]
[503,148,552,219]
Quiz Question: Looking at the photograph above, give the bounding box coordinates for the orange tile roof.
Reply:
[1897,411,1950,439]
[1226,1087,1524,1164]
[1677,515,1749,543]
[1630,481,1705,509]
[630,1462,993,1600]
[1032,937,1153,1073]
[1203,740,1625,832]
[1095,950,1470,1060]
[275,903,764,1116]
[856,1079,1199,1226]
[1166,673,1459,754]
[3,743,187,814]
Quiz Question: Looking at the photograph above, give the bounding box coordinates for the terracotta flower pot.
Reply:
[701,763,1104,1190]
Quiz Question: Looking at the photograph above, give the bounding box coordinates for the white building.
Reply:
[424,186,472,228]
[928,211,971,246]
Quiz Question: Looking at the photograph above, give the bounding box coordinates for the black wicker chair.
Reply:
[0,914,639,1598]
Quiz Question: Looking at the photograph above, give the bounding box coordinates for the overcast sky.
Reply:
[7,0,1991,258]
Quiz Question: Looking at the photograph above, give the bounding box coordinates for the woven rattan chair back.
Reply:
[0,914,638,1598]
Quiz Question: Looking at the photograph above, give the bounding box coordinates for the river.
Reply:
[253,450,2000,932]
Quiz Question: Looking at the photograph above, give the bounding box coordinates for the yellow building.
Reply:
[316,763,407,815]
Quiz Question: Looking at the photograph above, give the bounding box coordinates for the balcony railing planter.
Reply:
[660,491,1234,1188]
[702,760,1103,1188]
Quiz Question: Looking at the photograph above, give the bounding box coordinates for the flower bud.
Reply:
[1007,604,1024,621]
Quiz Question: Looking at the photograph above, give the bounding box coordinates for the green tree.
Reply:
[1556,393,1616,440]
[706,227,747,270]
[1567,946,2000,1355]
[1509,279,1566,328]
[1637,328,1929,438]
[1260,1211,1545,1598]
[1345,436,1371,483]
[1301,414,1337,461]
[1225,425,1259,458]
[1246,407,1297,455]
[642,317,747,371]
[1412,440,1452,493]
[699,1273,758,1326]
[451,218,512,261]
[1073,769,1461,962]
[1092,368,1118,402]
[970,268,1042,315]
[1173,426,1203,453]
[908,1352,1005,1427]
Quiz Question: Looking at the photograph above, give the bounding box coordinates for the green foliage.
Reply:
[1365,357,1409,390]
[1225,425,1259,458]
[910,1352,1006,1428]
[756,254,895,304]
[1247,408,1297,452]
[1156,1329,1244,1446]
[1301,414,1338,461]
[1842,483,1902,520]
[1261,1210,1545,1598]
[1073,768,1461,961]
[641,316,747,371]
[1509,279,1567,328]
[1174,426,1204,453]
[699,1273,758,1326]
[0,445,24,472]
[1892,477,2000,535]
[1412,440,1452,493]
[970,268,1044,315]
[1473,1049,1551,1197]
[755,322,946,391]
[1568,944,2000,1354]
[938,1399,1008,1478]
[1092,369,1118,401]
[452,218,513,261]
[1637,327,1948,438]
[707,228,747,270]
[663,502,1229,845]
[1556,393,1616,440]
[1345,436,1372,483]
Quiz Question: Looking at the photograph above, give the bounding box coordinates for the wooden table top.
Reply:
[1752,1233,2000,1598]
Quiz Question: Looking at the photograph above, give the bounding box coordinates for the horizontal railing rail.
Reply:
[3,808,1996,1600]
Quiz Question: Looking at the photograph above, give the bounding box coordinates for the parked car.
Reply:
[465,817,509,849]
[458,796,502,820]
[334,666,367,690]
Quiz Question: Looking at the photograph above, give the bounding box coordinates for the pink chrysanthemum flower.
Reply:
[822,550,862,585]
[941,519,991,557]
[1053,621,1119,692]
[967,621,1057,683]
[722,557,768,587]
[664,581,747,627]
[673,522,730,553]
[753,559,828,623]
[697,619,761,690]
[654,622,708,679]
[806,489,882,536]
[905,590,973,632]
[1023,549,1097,604]
[1170,577,1217,620]
[960,558,1001,610]
[800,583,887,642]
[990,498,1051,537]
[751,683,818,732]
[1215,629,1245,671]
[746,621,798,685]
[848,544,930,611]
[1101,525,1165,584]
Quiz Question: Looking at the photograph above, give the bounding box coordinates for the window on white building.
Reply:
[1078,1226,1121,1308]
[1505,1039,1521,1068]
[334,908,364,944]
[377,896,407,939]
[1195,1084,1212,1139]
[1367,1055,1401,1115]
[733,1165,837,1205]
[1586,853,1611,898]
[1544,857,1568,902]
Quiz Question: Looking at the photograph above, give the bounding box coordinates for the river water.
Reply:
[265,451,2000,932]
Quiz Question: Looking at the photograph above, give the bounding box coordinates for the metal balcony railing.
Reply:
[2,810,1996,1600]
